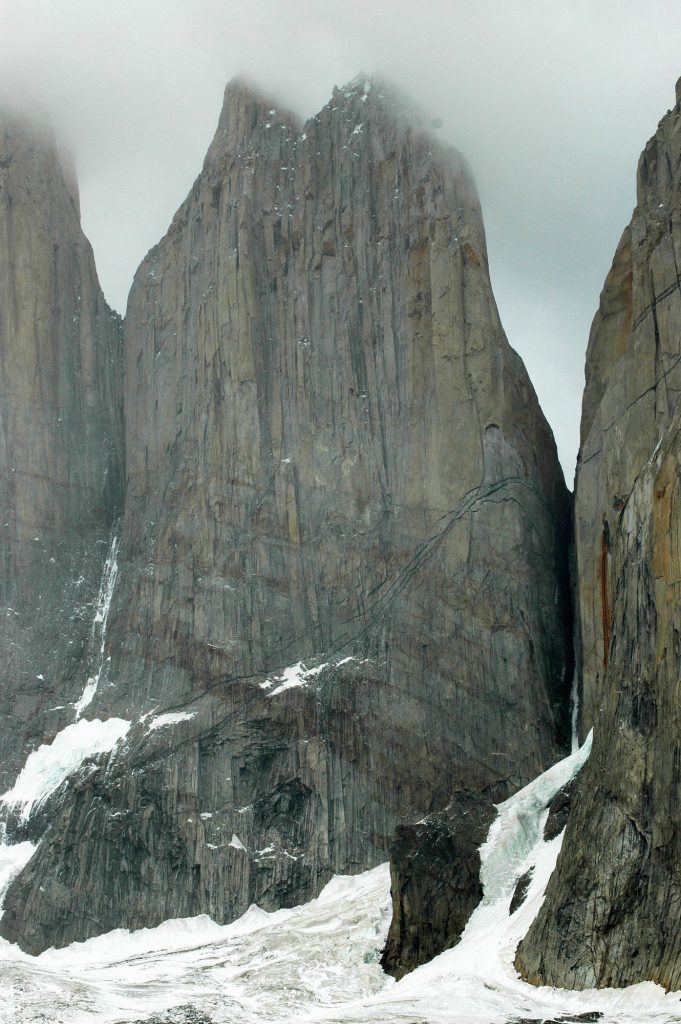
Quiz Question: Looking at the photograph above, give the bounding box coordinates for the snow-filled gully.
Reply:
[1,530,130,825]
[1,736,681,1023]
[74,532,120,718]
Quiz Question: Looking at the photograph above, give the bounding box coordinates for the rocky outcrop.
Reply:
[516,78,681,990]
[509,867,534,915]
[0,113,123,791]
[380,790,495,978]
[1,78,571,953]
[542,779,574,842]
[508,1015,602,1024]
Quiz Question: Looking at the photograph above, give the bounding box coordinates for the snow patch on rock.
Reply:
[260,655,364,697]
[260,660,328,697]
[147,711,195,732]
[1,718,130,821]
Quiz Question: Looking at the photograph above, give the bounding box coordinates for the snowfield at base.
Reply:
[1,736,681,1023]
[0,717,130,820]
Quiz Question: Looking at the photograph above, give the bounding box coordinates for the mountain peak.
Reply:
[329,74,417,119]
[0,108,80,215]
[214,76,300,150]
[221,74,274,107]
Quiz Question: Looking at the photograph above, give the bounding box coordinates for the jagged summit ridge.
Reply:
[206,74,467,188]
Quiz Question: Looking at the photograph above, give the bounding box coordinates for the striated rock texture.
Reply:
[0,112,123,790]
[575,78,681,734]
[516,78,681,989]
[1,78,571,953]
[380,790,495,978]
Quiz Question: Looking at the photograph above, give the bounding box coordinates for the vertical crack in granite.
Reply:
[516,77,681,991]
[599,517,611,672]
[0,78,571,954]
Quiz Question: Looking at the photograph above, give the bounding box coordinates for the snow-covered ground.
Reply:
[2,736,681,1023]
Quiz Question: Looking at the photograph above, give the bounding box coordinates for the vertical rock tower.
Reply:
[0,112,123,791]
[1,79,571,953]
[517,78,681,990]
[114,77,571,762]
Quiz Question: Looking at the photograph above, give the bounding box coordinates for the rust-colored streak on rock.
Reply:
[516,78,681,992]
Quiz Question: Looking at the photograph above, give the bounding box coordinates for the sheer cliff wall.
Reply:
[517,77,681,991]
[0,114,123,791]
[1,81,571,954]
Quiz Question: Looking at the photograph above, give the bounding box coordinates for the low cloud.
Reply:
[1,0,680,476]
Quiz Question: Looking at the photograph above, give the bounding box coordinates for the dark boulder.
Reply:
[381,790,496,978]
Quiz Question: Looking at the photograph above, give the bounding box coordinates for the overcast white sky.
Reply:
[1,0,680,480]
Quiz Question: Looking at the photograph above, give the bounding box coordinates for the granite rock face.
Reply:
[574,78,681,734]
[0,113,123,791]
[380,790,496,978]
[542,779,574,842]
[516,79,681,990]
[1,79,571,953]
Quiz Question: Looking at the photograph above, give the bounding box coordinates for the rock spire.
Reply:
[0,80,571,954]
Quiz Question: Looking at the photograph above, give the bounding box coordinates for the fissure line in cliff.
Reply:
[600,516,611,671]
[129,473,549,728]
[631,272,681,331]
[601,352,681,435]
[324,473,551,649]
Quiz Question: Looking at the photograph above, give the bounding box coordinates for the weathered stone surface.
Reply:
[575,82,681,734]
[380,790,496,978]
[0,112,123,790]
[516,79,681,990]
[1,78,571,952]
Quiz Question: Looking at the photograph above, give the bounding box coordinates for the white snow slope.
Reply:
[1,716,131,821]
[1,735,681,1023]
